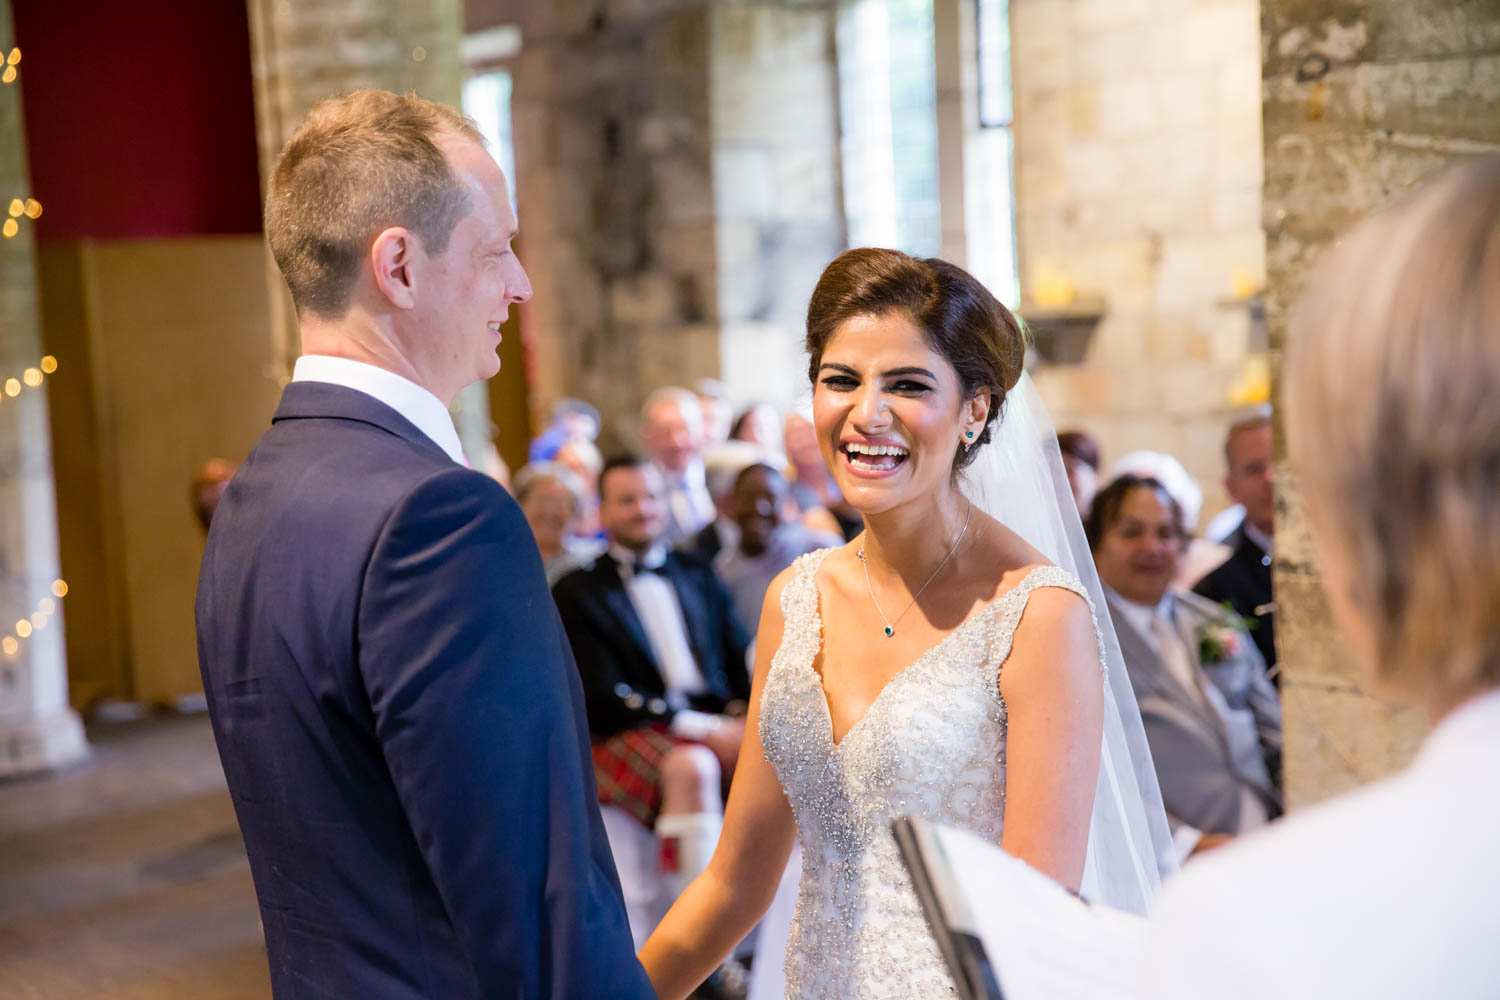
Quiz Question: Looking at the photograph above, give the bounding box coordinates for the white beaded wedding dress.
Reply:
[759,549,1102,999]
[749,375,1175,999]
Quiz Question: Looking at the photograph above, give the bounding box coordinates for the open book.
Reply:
[892,817,1147,1000]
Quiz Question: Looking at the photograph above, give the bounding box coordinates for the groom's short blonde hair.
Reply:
[264,89,485,319]
[1288,154,1500,699]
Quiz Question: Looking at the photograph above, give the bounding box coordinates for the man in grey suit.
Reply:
[1085,474,1281,860]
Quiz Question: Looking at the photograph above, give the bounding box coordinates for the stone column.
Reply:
[491,1,842,436]
[709,2,844,417]
[0,0,88,776]
[1010,0,1267,515]
[1263,0,1500,806]
[245,0,493,463]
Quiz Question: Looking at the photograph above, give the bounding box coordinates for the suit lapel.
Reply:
[1109,594,1228,742]
[594,556,658,672]
[662,556,714,689]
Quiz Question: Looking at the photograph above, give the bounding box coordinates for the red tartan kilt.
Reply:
[591,724,690,828]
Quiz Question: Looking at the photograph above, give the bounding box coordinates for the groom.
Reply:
[195,90,653,998]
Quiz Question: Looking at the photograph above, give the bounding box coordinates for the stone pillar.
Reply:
[709,2,843,417]
[0,0,88,776]
[933,0,975,267]
[1263,0,1500,806]
[245,0,493,463]
[502,3,719,437]
[1010,0,1267,517]
[490,1,841,437]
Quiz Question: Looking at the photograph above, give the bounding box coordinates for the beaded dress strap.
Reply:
[779,547,834,643]
[987,565,1110,696]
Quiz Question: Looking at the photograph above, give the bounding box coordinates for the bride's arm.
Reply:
[638,571,799,999]
[997,586,1105,893]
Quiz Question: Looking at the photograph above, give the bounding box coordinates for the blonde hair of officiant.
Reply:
[1287,154,1500,703]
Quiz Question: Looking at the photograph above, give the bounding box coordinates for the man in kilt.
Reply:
[551,455,751,908]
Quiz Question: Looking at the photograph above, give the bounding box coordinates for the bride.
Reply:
[639,249,1172,998]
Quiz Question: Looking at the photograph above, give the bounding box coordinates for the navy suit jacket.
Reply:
[195,382,653,1000]
[550,551,751,739]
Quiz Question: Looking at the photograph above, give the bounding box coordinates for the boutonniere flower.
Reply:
[1197,603,1257,665]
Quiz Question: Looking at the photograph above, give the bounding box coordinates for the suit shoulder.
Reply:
[1176,588,1239,624]
[1191,560,1233,597]
[374,466,527,556]
[551,558,608,597]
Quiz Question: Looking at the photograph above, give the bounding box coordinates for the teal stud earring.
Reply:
[965,430,975,440]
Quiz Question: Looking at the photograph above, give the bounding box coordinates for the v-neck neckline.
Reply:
[802,553,1053,750]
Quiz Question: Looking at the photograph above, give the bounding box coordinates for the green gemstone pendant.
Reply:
[884,626,894,637]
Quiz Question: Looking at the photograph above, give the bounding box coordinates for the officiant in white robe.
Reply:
[1144,155,1500,998]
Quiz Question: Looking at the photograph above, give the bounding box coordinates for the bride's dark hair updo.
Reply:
[804,247,1026,471]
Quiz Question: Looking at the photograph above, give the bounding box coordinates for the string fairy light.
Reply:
[1,47,18,85]
[0,356,57,402]
[3,196,42,238]
[1,581,67,662]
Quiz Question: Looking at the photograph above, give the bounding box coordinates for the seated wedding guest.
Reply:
[190,458,236,533]
[1057,429,1100,516]
[1086,474,1281,858]
[715,464,843,635]
[551,455,752,913]
[784,411,862,540]
[1113,449,1229,588]
[1193,407,1277,675]
[696,378,734,446]
[514,461,602,585]
[681,440,766,565]
[641,386,715,545]
[729,401,784,462]
[556,435,604,538]
[1146,154,1500,1000]
[529,396,601,463]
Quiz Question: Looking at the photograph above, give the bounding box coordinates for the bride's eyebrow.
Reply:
[817,363,938,380]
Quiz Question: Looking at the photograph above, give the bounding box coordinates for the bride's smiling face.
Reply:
[813,311,985,516]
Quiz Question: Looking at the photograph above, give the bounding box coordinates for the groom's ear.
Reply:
[370,227,419,310]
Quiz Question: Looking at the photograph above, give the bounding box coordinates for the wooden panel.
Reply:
[36,243,132,706]
[40,236,278,706]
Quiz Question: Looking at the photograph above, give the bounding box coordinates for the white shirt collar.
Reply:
[292,355,466,466]
[609,542,667,572]
[1242,519,1274,559]
[656,458,705,488]
[1110,586,1175,640]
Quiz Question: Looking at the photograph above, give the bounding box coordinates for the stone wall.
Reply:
[498,3,719,438]
[1264,0,1500,807]
[1012,0,1268,521]
[709,3,844,417]
[473,1,841,439]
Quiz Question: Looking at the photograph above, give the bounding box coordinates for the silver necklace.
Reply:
[857,501,973,638]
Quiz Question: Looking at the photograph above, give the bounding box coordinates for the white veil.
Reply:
[961,372,1177,914]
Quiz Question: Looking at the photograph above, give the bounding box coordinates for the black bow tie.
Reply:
[622,557,665,577]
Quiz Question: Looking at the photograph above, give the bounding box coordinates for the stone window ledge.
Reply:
[1017,298,1106,366]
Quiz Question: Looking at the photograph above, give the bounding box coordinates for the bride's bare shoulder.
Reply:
[967,510,1055,594]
